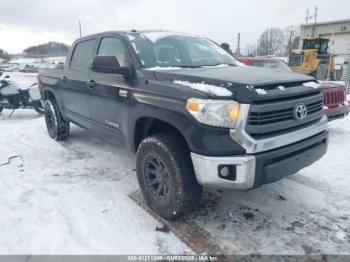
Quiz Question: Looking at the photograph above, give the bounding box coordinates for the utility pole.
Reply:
[314,6,318,24]
[288,30,293,56]
[79,21,82,38]
[235,33,241,55]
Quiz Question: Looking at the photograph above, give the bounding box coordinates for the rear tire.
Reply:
[44,99,70,141]
[136,133,202,220]
[314,63,327,80]
[333,65,343,81]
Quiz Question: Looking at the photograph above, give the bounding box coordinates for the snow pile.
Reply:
[173,80,232,97]
[255,88,267,95]
[200,64,230,68]
[303,82,321,89]
[277,85,286,91]
[4,72,37,89]
[146,66,183,71]
[235,61,247,67]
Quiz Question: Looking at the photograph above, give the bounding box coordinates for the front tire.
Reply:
[33,100,45,114]
[136,133,202,220]
[44,99,70,141]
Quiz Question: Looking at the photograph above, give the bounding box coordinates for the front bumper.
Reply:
[191,131,328,190]
[325,103,350,121]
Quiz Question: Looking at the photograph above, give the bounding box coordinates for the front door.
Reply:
[86,36,132,145]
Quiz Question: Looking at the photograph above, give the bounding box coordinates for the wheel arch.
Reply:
[133,116,190,153]
[43,89,57,102]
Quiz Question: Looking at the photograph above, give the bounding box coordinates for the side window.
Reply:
[97,37,128,66]
[70,39,95,71]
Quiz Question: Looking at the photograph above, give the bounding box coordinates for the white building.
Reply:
[300,19,350,81]
[300,18,350,55]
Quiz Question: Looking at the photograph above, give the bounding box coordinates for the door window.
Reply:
[97,38,128,66]
[70,39,96,71]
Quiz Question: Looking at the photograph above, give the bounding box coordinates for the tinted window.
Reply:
[70,39,95,71]
[97,38,128,66]
[251,60,292,72]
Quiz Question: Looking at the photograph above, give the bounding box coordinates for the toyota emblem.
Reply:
[294,104,308,120]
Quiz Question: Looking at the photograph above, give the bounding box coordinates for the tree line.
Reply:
[221,25,300,57]
[0,49,10,61]
[0,42,69,62]
[23,42,69,56]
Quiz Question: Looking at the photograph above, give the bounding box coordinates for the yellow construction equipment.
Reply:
[289,38,343,80]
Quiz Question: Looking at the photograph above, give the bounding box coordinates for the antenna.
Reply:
[305,6,318,24]
[79,21,82,38]
[305,8,310,24]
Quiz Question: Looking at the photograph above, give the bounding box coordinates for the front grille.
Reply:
[324,89,345,108]
[246,92,324,139]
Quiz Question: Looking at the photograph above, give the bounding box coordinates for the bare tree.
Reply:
[244,43,257,56]
[257,28,285,56]
[284,26,300,55]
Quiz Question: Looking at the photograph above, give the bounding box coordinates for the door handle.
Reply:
[88,80,97,89]
[62,76,67,83]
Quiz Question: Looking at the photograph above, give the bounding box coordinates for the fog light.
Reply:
[220,166,230,177]
[218,165,236,181]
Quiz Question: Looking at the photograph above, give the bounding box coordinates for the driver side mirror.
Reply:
[91,56,133,78]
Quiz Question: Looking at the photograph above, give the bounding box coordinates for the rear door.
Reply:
[61,38,96,126]
[86,35,132,145]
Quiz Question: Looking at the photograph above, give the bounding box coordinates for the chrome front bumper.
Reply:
[191,153,256,190]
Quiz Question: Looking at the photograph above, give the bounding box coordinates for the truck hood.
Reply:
[153,66,314,86]
[151,66,317,103]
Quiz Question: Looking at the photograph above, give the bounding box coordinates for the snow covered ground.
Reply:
[0,73,349,255]
[0,110,189,254]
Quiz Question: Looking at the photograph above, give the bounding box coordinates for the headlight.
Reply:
[186,98,240,128]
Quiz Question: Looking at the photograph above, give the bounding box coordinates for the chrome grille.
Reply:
[246,93,324,139]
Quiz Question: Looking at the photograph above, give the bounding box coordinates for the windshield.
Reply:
[251,59,292,72]
[127,32,240,68]
[302,39,329,54]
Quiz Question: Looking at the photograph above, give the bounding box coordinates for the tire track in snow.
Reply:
[129,190,229,256]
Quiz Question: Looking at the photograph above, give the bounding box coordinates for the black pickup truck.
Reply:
[39,31,328,219]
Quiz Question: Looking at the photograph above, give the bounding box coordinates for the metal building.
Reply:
[300,19,350,54]
[300,19,350,84]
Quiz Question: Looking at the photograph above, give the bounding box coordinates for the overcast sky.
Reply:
[0,0,349,53]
